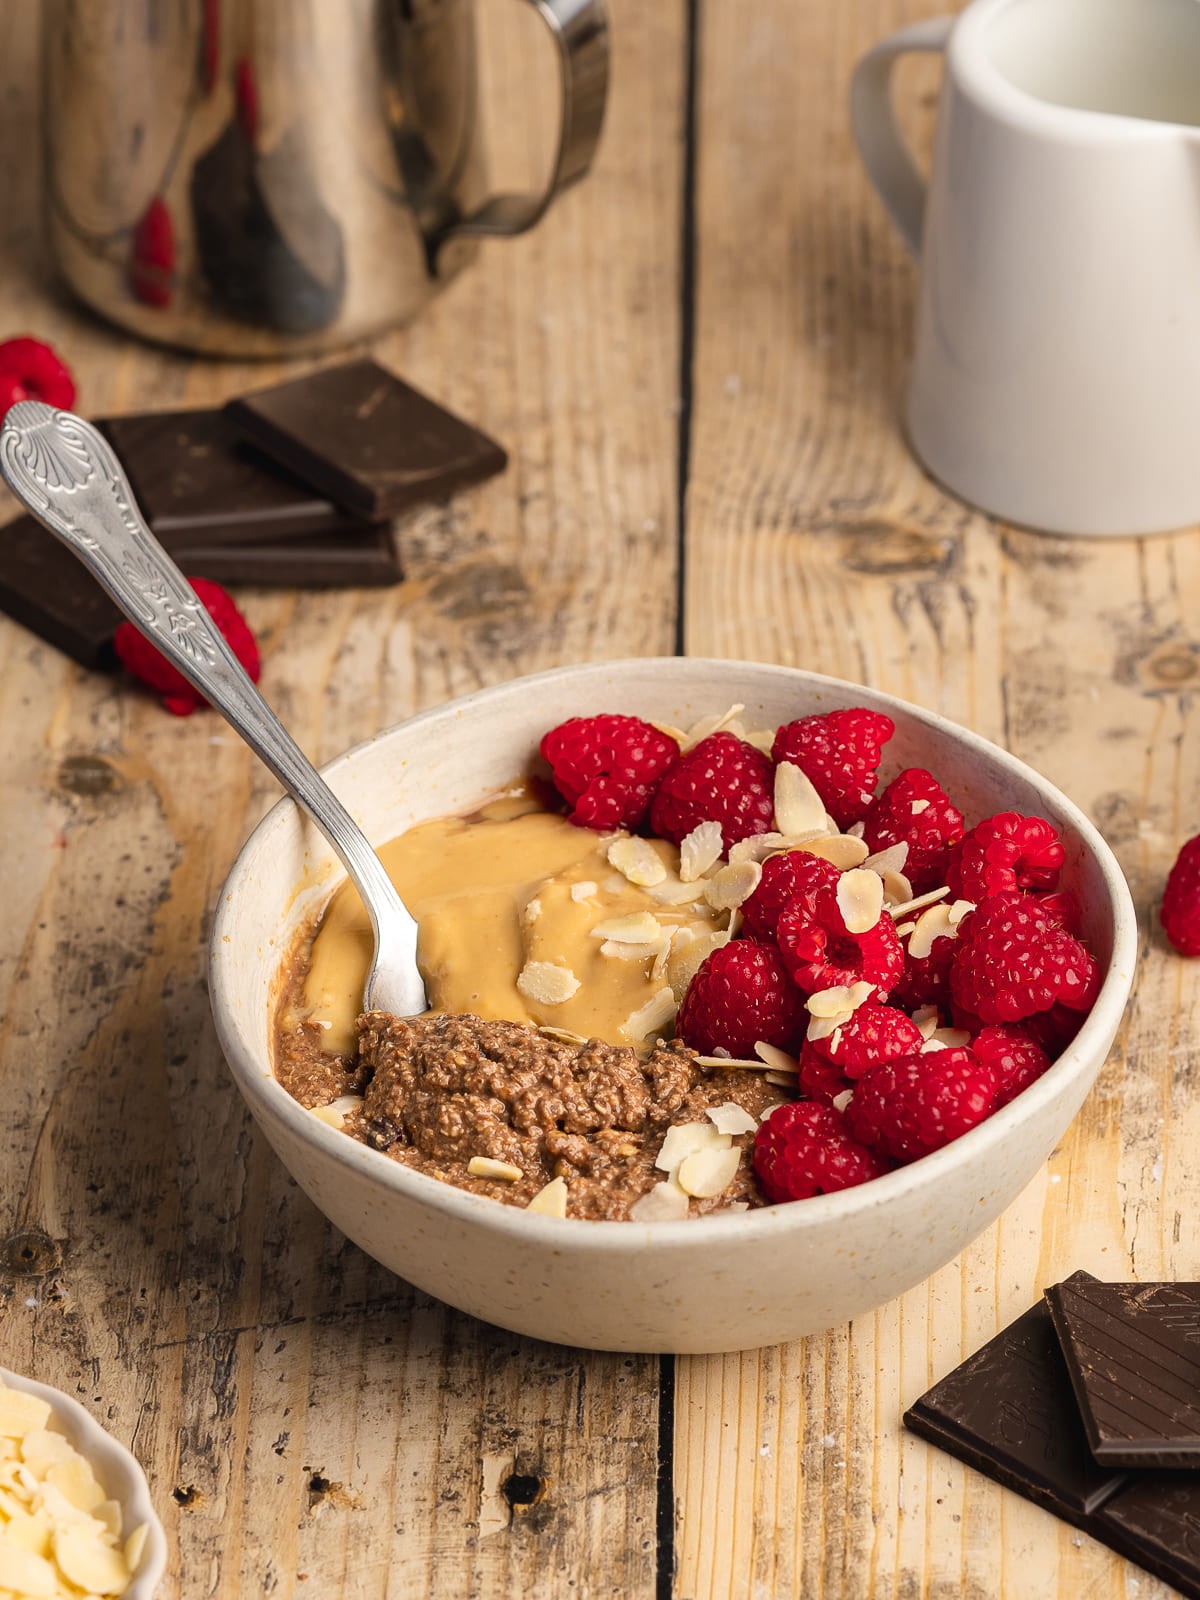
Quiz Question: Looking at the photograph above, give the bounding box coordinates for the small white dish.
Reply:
[0,1365,167,1597]
[209,658,1138,1353]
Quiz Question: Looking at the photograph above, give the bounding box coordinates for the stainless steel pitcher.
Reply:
[43,0,609,356]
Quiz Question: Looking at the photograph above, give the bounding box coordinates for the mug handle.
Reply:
[431,0,610,263]
[850,16,953,256]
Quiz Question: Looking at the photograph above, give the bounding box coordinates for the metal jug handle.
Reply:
[430,0,610,263]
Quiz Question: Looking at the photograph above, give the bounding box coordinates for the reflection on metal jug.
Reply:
[42,0,609,355]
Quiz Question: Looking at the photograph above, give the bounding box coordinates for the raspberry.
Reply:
[776,884,905,998]
[1161,834,1200,956]
[0,337,76,418]
[892,926,957,1013]
[740,849,841,943]
[771,708,894,829]
[972,1025,1052,1109]
[235,57,259,142]
[861,768,964,894]
[649,732,775,852]
[130,196,175,308]
[676,940,805,1060]
[797,1043,850,1104]
[753,1101,889,1202]
[1035,889,1082,936]
[948,812,1065,902]
[114,578,260,716]
[949,892,1099,1025]
[844,1048,998,1163]
[807,1002,924,1079]
[540,715,679,832]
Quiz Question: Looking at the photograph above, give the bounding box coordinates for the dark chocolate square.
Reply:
[1046,1277,1200,1467]
[1097,1477,1200,1599]
[224,358,507,518]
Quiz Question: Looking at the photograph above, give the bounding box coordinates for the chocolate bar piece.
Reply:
[1046,1277,1200,1467]
[224,358,507,518]
[904,1273,1126,1520]
[98,409,366,547]
[0,516,402,667]
[1096,1476,1200,1598]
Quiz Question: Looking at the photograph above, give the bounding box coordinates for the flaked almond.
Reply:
[620,986,678,1043]
[805,1012,845,1042]
[846,820,866,839]
[906,903,957,960]
[806,980,875,1018]
[926,1027,971,1050]
[311,1094,364,1132]
[651,720,687,745]
[650,935,674,985]
[730,831,794,865]
[863,841,910,875]
[591,911,663,943]
[727,907,744,939]
[526,1176,569,1217]
[570,880,599,902]
[803,833,870,870]
[948,898,975,927]
[832,1089,854,1112]
[678,1145,742,1199]
[522,896,542,924]
[836,868,884,934]
[539,1025,589,1044]
[629,1180,690,1221]
[600,939,663,961]
[754,1041,798,1074]
[655,1121,731,1173]
[681,703,745,750]
[54,1526,133,1595]
[467,1156,523,1182]
[764,1070,795,1088]
[773,761,829,837]
[517,961,580,1005]
[744,729,776,754]
[648,875,707,906]
[666,928,730,1003]
[607,835,667,887]
[882,869,915,905]
[703,859,762,911]
[886,885,950,920]
[707,1103,759,1136]
[911,1006,940,1041]
[693,1055,764,1069]
[679,820,724,882]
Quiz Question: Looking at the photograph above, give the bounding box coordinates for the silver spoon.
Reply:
[0,400,427,1019]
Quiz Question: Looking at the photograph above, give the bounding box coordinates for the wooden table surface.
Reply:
[1,1,1194,1596]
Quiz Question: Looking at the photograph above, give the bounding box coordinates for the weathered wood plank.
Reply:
[0,1,684,1594]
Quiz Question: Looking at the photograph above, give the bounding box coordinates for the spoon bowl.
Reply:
[0,400,426,1020]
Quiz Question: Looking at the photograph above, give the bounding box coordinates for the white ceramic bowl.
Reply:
[209,659,1137,1354]
[0,1366,167,1597]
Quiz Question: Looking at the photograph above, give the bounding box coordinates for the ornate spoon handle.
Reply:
[0,400,425,1016]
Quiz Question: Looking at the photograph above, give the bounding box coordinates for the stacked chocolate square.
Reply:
[907,1270,1200,1595]
[0,359,506,666]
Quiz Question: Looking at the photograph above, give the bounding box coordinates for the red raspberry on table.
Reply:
[1161,834,1200,956]
[753,1101,889,1202]
[130,196,176,308]
[540,715,678,831]
[947,811,1065,902]
[972,1025,1052,1109]
[844,1047,998,1163]
[649,731,775,852]
[676,940,805,1060]
[949,892,1099,1025]
[776,884,905,998]
[0,336,76,418]
[807,1001,925,1079]
[771,708,894,829]
[114,578,260,716]
[740,849,841,943]
[861,768,964,894]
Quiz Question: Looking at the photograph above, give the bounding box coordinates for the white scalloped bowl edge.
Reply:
[209,658,1138,1354]
[0,1365,167,1597]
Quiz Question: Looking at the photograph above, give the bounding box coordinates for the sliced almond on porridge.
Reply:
[911,1006,940,1040]
[629,1179,690,1221]
[836,868,884,934]
[906,903,957,960]
[526,1176,569,1217]
[882,869,914,905]
[517,961,581,1005]
[467,1157,523,1182]
[754,1041,798,1073]
[948,898,975,926]
[681,704,745,750]
[311,1094,363,1131]
[886,885,950,920]
[806,980,875,1018]
[570,880,599,902]
[693,1055,763,1069]
[707,1103,759,1136]
[774,761,829,837]
[863,841,910,876]
[592,911,663,943]
[621,986,678,1043]
[600,939,664,961]
[666,928,730,1003]
[655,1121,731,1173]
[743,728,776,754]
[607,835,668,887]
[703,859,762,911]
[648,875,708,905]
[679,819,724,881]
[538,1024,589,1044]
[677,1145,742,1199]
[804,833,870,870]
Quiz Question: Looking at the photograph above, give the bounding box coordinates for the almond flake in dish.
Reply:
[679,820,724,882]
[693,1055,764,1069]
[911,1006,940,1041]
[467,1157,523,1182]
[526,1176,569,1217]
[881,869,915,905]
[522,897,542,924]
[906,904,957,961]
[803,834,870,870]
[886,885,950,921]
[754,1041,798,1074]
[666,928,730,1003]
[948,899,975,927]
[592,912,663,944]
[600,939,664,962]
[655,1121,731,1174]
[517,961,580,1005]
[703,859,762,911]
[863,841,910,876]
[707,1103,759,1136]
[570,880,599,902]
[774,761,828,837]
[629,1179,690,1222]
[806,980,874,1018]
[620,987,678,1043]
[743,729,776,754]
[607,836,667,887]
[832,1089,853,1112]
[648,875,707,906]
[677,1145,742,1199]
[681,704,745,750]
[924,1027,971,1050]
[311,1095,364,1131]
[538,1025,589,1045]
[764,1070,795,1088]
[835,868,884,934]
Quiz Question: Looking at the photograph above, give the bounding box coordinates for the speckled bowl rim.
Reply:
[211,658,1138,1250]
[0,1365,168,1597]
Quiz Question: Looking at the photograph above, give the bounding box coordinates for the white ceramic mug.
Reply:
[852,0,1200,537]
